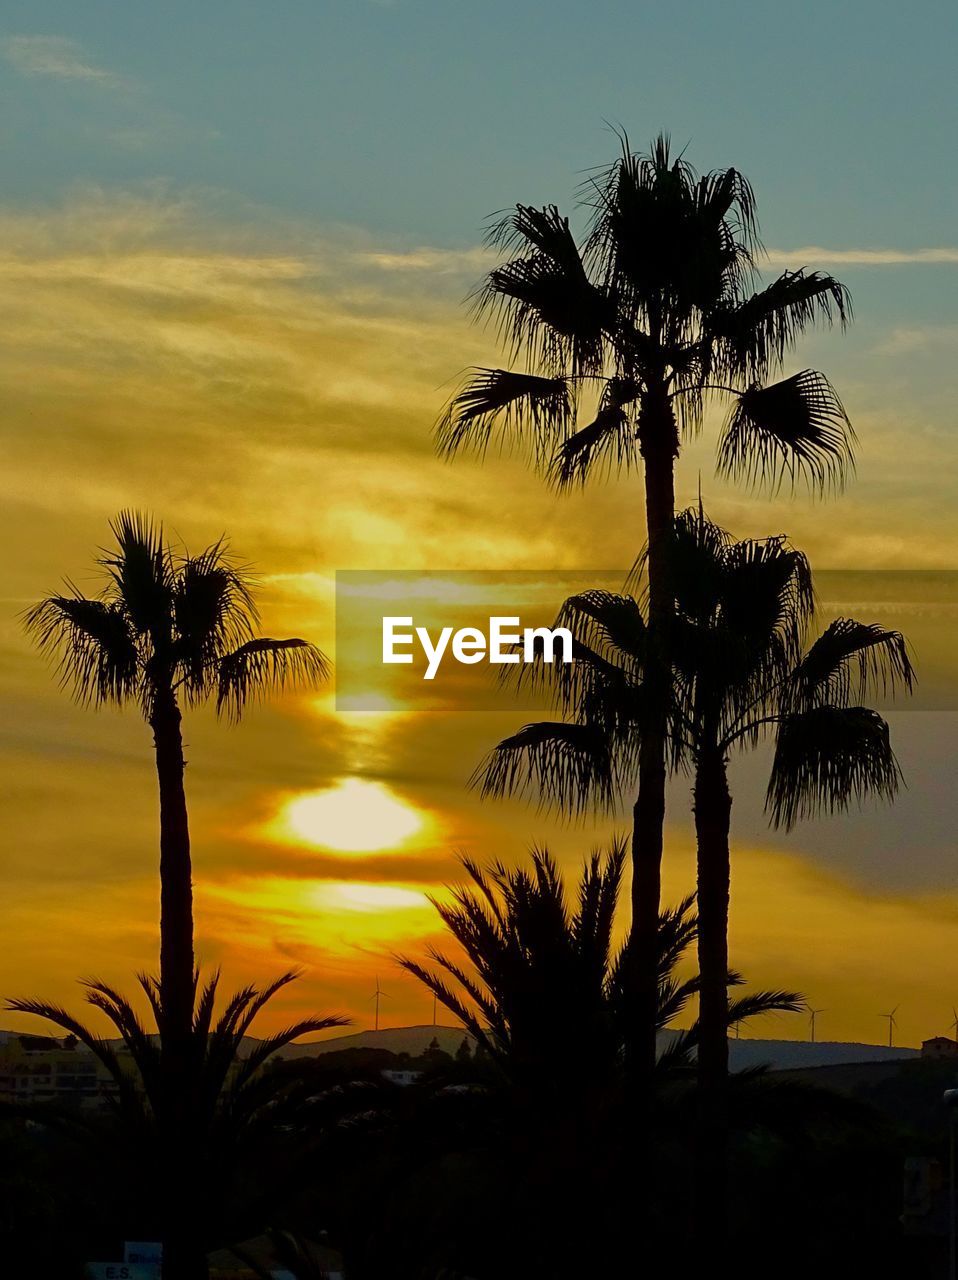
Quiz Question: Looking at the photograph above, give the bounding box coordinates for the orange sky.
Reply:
[2,188,958,1048]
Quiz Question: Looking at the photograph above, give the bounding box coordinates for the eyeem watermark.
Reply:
[335,568,958,712]
[382,616,573,681]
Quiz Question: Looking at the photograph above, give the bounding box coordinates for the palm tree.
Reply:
[476,509,913,1241]
[667,508,912,1242]
[399,841,802,1271]
[7,971,347,1280]
[399,841,797,1098]
[437,134,853,1075]
[23,513,329,1054]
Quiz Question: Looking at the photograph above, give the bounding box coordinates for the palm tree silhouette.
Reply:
[438,133,852,1075]
[24,512,329,1054]
[399,840,798,1099]
[7,971,346,1280]
[401,844,802,1272]
[475,508,911,1240]
[667,508,912,1241]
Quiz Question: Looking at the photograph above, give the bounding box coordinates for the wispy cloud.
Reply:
[363,241,958,275]
[360,246,494,274]
[764,245,958,267]
[2,34,130,91]
[877,325,958,355]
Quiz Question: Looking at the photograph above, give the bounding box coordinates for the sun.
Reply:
[280,777,425,852]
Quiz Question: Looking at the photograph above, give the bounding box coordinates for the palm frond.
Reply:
[717,534,814,647]
[654,1027,696,1074]
[717,369,855,495]
[228,970,302,1043]
[231,1015,350,1091]
[423,949,504,1030]
[191,969,220,1043]
[81,979,163,1105]
[726,988,804,1025]
[473,720,618,815]
[4,996,130,1095]
[216,638,330,720]
[137,971,165,1035]
[173,541,259,694]
[478,205,609,376]
[436,367,574,462]
[574,838,625,981]
[397,957,496,1056]
[556,590,648,667]
[791,618,914,709]
[549,404,636,488]
[767,705,902,830]
[102,510,173,634]
[711,270,851,378]
[655,894,699,979]
[23,595,139,706]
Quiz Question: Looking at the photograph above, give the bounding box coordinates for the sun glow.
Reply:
[313,882,428,912]
[280,777,425,852]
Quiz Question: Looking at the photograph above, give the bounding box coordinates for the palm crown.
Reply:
[7,970,346,1276]
[477,508,912,828]
[24,511,328,720]
[438,134,853,495]
[399,841,798,1091]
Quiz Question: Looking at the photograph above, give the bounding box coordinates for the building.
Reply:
[382,1068,421,1087]
[920,1036,958,1060]
[0,1033,111,1108]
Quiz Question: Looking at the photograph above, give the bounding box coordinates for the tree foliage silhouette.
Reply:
[474,507,912,1242]
[439,133,853,1075]
[24,512,329,1050]
[400,840,798,1099]
[7,971,347,1280]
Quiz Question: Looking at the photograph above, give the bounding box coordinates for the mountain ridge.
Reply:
[0,1024,922,1071]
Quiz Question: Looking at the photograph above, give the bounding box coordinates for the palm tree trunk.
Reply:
[630,384,678,1080]
[149,683,195,1041]
[150,682,202,1279]
[693,745,732,1247]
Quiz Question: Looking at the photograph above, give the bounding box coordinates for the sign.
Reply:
[124,1243,163,1265]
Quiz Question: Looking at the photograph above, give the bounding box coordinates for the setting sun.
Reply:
[280,778,426,852]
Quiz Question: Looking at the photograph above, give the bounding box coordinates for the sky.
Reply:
[1,0,958,1047]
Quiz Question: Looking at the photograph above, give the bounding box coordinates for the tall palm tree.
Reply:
[23,513,329,1055]
[476,510,912,1241]
[667,508,913,1241]
[7,971,347,1280]
[438,135,853,1074]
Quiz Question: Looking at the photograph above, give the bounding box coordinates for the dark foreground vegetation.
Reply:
[1,1023,953,1278]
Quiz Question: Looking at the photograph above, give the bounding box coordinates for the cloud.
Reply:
[361,240,958,275]
[361,246,495,274]
[1,37,217,149]
[876,325,958,355]
[764,245,958,267]
[2,34,129,91]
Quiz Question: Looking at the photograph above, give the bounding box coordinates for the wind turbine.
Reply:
[808,1007,826,1044]
[371,976,390,1033]
[950,1007,958,1043]
[879,1005,899,1049]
